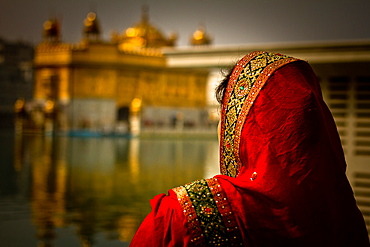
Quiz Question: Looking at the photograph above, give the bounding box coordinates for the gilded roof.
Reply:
[43,18,61,42]
[190,26,212,46]
[117,6,176,48]
[83,12,100,35]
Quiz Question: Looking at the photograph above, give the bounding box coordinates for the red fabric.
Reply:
[131,55,369,246]
[130,190,193,247]
[215,61,369,246]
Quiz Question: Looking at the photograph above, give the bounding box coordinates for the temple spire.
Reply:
[142,4,149,23]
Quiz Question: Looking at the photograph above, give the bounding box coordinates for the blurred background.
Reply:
[0,0,370,246]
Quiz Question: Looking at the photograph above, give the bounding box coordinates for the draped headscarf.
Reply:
[173,51,368,246]
[130,51,369,247]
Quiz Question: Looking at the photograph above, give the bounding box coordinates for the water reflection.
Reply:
[0,131,219,246]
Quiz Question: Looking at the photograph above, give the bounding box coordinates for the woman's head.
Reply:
[216,51,345,180]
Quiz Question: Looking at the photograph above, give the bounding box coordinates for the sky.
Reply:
[1,0,370,47]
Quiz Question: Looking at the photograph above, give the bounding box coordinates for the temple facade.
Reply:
[21,9,213,135]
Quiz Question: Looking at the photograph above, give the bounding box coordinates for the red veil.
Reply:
[130,51,369,246]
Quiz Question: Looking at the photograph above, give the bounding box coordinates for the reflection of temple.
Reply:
[25,136,68,247]
[18,7,213,135]
[14,132,213,245]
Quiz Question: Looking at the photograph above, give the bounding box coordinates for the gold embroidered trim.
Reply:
[172,185,205,246]
[206,178,243,246]
[220,51,299,177]
[173,178,243,246]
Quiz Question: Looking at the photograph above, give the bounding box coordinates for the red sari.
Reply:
[130,51,369,246]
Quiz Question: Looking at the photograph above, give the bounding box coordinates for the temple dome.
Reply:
[117,6,176,48]
[190,26,212,46]
[43,18,61,42]
[83,12,100,35]
[83,12,101,41]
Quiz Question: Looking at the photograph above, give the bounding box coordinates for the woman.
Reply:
[130,51,369,246]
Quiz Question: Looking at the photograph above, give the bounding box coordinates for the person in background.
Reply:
[130,51,370,246]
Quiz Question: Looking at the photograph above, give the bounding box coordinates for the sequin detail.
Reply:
[220,51,299,177]
[173,178,243,246]
[250,172,258,181]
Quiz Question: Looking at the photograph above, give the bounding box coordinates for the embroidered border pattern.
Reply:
[220,51,299,177]
[173,178,243,246]
[206,178,243,246]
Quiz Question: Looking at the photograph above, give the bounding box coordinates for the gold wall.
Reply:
[34,41,209,110]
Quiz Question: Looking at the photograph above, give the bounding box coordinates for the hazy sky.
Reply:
[1,0,370,46]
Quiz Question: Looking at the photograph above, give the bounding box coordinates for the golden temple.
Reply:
[24,8,214,135]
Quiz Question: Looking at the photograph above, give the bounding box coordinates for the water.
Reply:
[0,130,219,246]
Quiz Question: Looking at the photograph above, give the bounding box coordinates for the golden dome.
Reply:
[43,18,61,42]
[190,26,212,46]
[118,6,176,48]
[83,12,100,36]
